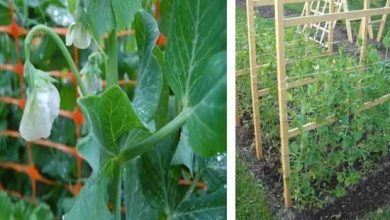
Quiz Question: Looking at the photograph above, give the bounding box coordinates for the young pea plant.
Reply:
[383,31,390,59]
[20,0,227,219]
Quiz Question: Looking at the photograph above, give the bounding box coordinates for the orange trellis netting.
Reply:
[0,1,138,205]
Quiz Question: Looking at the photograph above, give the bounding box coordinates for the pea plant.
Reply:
[19,0,227,219]
[237,8,390,209]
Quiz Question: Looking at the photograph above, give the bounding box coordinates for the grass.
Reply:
[362,206,390,220]
[236,158,273,220]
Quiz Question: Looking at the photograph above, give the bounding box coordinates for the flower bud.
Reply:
[79,52,103,95]
[66,22,92,49]
[19,62,60,141]
[65,1,91,49]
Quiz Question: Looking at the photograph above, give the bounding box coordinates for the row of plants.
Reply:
[236,7,390,209]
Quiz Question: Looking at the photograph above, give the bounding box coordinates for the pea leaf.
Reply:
[82,0,141,39]
[171,126,194,175]
[158,0,173,35]
[85,0,115,40]
[164,0,226,157]
[186,52,227,156]
[0,193,54,220]
[78,86,146,155]
[77,133,110,176]
[138,138,185,209]
[0,192,12,220]
[124,137,226,219]
[67,0,76,14]
[200,154,227,193]
[174,188,227,220]
[132,11,163,124]
[111,0,141,30]
[123,159,157,219]
[30,204,54,220]
[63,174,111,220]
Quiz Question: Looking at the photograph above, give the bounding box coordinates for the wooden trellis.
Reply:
[366,0,390,41]
[240,0,390,208]
[297,0,353,46]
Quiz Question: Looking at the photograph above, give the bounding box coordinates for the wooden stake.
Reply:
[275,0,292,208]
[376,0,390,42]
[360,0,369,68]
[236,83,241,126]
[246,0,263,159]
[328,0,335,55]
[342,0,354,43]
[367,1,374,40]
[304,1,310,56]
[359,0,369,105]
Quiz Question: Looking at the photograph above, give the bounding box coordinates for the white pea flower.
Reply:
[19,62,60,141]
[65,1,91,49]
[66,22,91,49]
[78,52,103,95]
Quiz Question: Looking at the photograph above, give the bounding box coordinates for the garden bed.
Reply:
[236,1,390,218]
[237,125,390,219]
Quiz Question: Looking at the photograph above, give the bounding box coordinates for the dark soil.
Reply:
[307,154,390,219]
[236,125,284,212]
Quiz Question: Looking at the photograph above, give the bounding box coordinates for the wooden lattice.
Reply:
[297,0,353,47]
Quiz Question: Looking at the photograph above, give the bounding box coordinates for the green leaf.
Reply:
[153,79,169,129]
[0,193,54,220]
[174,188,227,220]
[85,0,115,40]
[171,126,194,175]
[111,0,141,30]
[138,138,185,209]
[78,86,146,155]
[77,133,102,175]
[133,11,162,124]
[164,0,226,157]
[63,174,111,220]
[122,128,151,150]
[164,0,226,104]
[158,0,173,35]
[13,201,32,220]
[30,204,54,220]
[186,52,227,156]
[123,159,157,219]
[201,154,227,193]
[68,0,77,14]
[60,84,77,111]
[124,137,226,219]
[152,46,169,129]
[0,192,12,220]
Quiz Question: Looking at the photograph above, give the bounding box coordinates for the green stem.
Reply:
[106,30,118,86]
[118,108,192,164]
[24,24,88,96]
[112,161,122,220]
